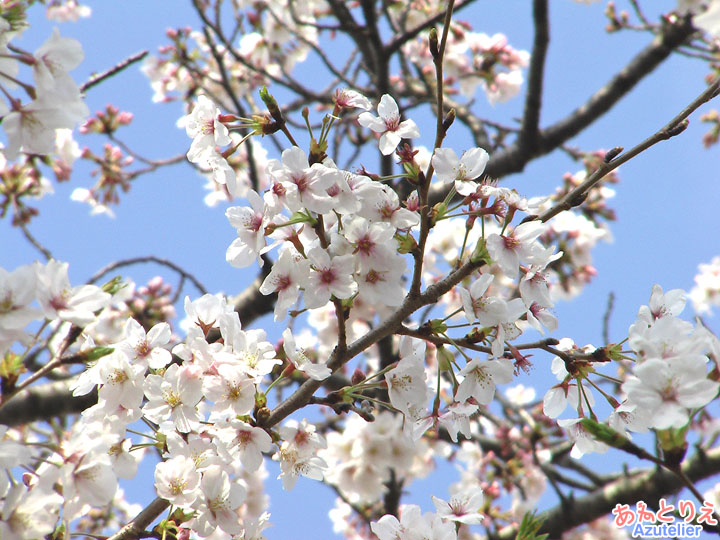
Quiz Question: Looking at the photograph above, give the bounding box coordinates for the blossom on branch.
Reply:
[358,94,420,155]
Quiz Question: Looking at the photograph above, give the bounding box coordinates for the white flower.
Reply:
[486,221,549,278]
[3,98,87,161]
[58,439,118,519]
[185,95,231,162]
[35,259,110,326]
[456,358,514,404]
[385,338,431,418]
[47,1,92,21]
[226,189,273,268]
[266,146,338,213]
[689,256,720,315]
[356,181,420,229]
[216,419,272,471]
[142,363,204,433]
[334,88,371,110]
[116,318,172,369]
[273,442,328,490]
[0,484,63,540]
[98,351,145,410]
[259,247,310,321]
[358,94,420,155]
[0,264,40,331]
[283,328,331,381]
[33,28,84,97]
[202,363,256,416]
[182,293,234,334]
[623,356,719,429]
[304,247,357,308]
[273,418,328,490]
[637,284,686,324]
[694,2,720,37]
[432,147,489,196]
[191,465,247,537]
[458,273,495,323]
[154,455,201,508]
[432,489,484,525]
[557,417,609,458]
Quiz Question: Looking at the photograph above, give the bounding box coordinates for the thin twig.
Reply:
[80,51,149,93]
[88,256,208,295]
[532,76,720,223]
[19,222,52,260]
[602,291,615,345]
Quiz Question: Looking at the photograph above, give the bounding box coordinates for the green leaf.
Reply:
[0,352,24,380]
[515,510,549,540]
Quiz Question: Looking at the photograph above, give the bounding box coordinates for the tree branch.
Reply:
[107,497,169,540]
[493,446,720,539]
[262,257,484,428]
[486,16,696,180]
[518,0,549,154]
[0,380,97,426]
[532,74,720,223]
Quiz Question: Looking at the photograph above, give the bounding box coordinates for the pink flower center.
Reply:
[384,115,400,131]
[319,268,336,285]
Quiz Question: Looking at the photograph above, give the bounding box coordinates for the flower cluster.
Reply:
[0,25,88,160]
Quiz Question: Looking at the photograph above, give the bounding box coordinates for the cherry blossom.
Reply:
[216,419,272,472]
[282,328,331,381]
[97,351,146,410]
[142,363,204,433]
[116,318,172,369]
[202,363,256,416]
[456,358,514,404]
[3,97,88,161]
[432,489,485,525]
[35,259,111,326]
[266,146,338,213]
[184,95,231,163]
[273,419,328,491]
[226,189,273,268]
[557,418,609,458]
[689,256,720,314]
[304,246,357,308]
[432,147,490,195]
[191,465,247,536]
[258,247,310,320]
[356,181,420,229]
[622,356,719,429]
[385,341,431,418]
[154,455,201,508]
[486,221,550,278]
[33,28,84,97]
[0,264,40,333]
[0,484,63,540]
[358,94,420,155]
[334,88,371,111]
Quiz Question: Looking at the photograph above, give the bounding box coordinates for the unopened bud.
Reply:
[470,238,492,265]
[255,391,267,408]
[351,368,365,385]
[437,346,454,372]
[442,109,456,134]
[255,406,271,425]
[430,201,447,226]
[259,86,283,124]
[429,28,440,59]
[603,146,623,163]
[666,119,689,138]
[84,346,114,362]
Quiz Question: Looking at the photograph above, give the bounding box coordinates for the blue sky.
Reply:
[3,0,720,538]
